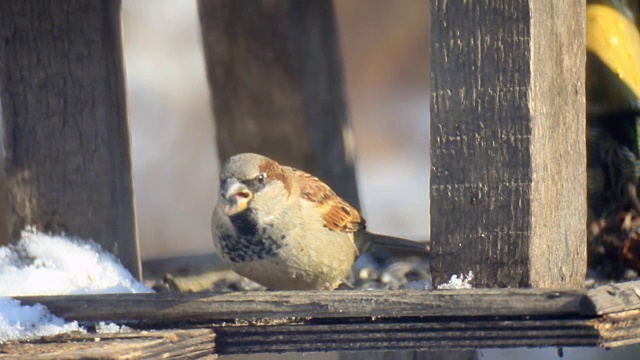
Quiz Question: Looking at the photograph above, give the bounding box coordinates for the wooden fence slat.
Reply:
[0,0,140,278]
[197,0,360,207]
[430,0,586,288]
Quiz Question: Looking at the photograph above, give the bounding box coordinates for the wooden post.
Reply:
[197,0,360,208]
[0,0,141,279]
[430,0,587,288]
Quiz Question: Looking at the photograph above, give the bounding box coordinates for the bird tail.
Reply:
[357,232,430,256]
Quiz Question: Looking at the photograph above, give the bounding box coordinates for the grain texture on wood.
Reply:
[198,0,360,207]
[430,0,586,288]
[213,319,600,354]
[582,281,640,316]
[528,0,587,289]
[594,309,640,347]
[0,1,140,278]
[0,329,216,360]
[15,288,587,324]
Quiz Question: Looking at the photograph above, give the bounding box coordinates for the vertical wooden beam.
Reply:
[430,0,586,288]
[197,0,360,208]
[0,0,141,279]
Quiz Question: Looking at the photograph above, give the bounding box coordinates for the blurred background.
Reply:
[121,0,430,261]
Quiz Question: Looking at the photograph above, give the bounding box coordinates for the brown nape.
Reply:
[259,160,291,193]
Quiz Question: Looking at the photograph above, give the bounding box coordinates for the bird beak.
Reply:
[221,178,252,216]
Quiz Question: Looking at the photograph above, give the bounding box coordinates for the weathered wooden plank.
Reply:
[582,281,640,316]
[0,329,216,359]
[213,319,600,354]
[0,318,611,357]
[430,0,586,288]
[1,316,636,357]
[197,0,360,207]
[0,0,140,279]
[594,309,640,348]
[15,288,587,324]
[6,283,640,355]
[528,1,587,288]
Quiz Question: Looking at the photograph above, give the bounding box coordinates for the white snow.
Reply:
[95,321,132,334]
[0,298,82,342]
[436,271,474,289]
[0,227,152,343]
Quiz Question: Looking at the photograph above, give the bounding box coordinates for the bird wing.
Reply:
[288,167,363,233]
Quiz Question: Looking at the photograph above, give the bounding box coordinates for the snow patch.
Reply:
[0,227,152,343]
[437,271,474,289]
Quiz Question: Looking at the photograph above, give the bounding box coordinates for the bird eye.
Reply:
[256,173,266,184]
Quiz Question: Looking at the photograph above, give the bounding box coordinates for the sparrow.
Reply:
[211,153,428,290]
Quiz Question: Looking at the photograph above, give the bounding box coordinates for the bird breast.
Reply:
[213,199,357,290]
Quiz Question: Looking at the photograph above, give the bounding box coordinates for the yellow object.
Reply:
[587,1,640,106]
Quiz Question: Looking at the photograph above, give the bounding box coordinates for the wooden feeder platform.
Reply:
[1,280,639,358]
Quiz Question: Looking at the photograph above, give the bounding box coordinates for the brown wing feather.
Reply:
[289,167,363,233]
